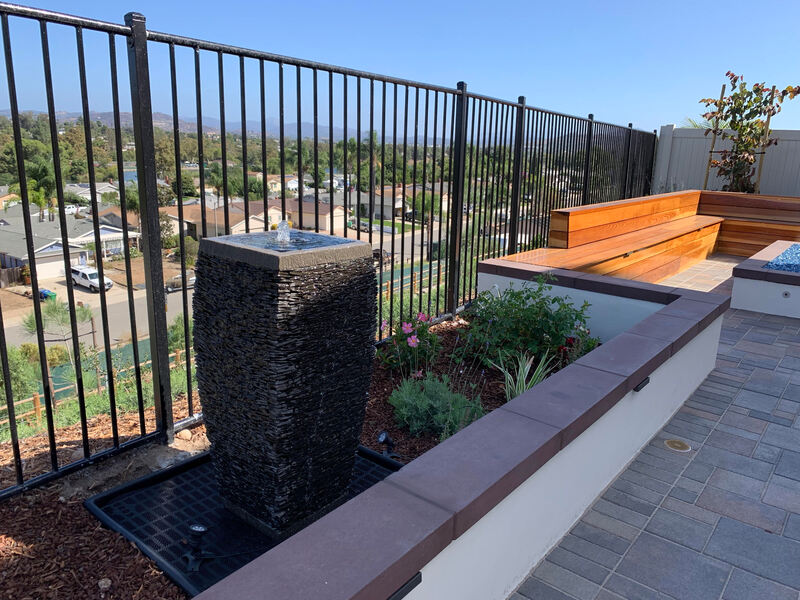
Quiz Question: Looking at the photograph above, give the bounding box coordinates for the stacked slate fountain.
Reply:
[193,226,376,538]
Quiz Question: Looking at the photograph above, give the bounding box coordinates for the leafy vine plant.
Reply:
[701,72,800,192]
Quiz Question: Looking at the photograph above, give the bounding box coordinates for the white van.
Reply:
[71,266,113,292]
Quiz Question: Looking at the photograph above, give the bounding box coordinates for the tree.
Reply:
[122,185,140,215]
[172,172,197,198]
[412,191,441,219]
[159,212,176,248]
[701,72,800,192]
[101,190,119,206]
[0,345,38,403]
[22,297,93,394]
[157,184,174,207]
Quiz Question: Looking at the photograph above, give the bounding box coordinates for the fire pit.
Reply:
[193,225,376,537]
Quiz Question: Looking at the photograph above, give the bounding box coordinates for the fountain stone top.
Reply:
[199,229,370,271]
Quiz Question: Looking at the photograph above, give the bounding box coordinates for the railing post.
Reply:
[446,81,468,315]
[622,122,633,199]
[507,96,525,255]
[581,113,594,205]
[125,12,173,442]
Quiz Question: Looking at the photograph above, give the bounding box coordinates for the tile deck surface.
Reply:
[512,265,800,600]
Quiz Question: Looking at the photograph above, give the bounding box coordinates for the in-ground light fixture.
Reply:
[377,430,397,459]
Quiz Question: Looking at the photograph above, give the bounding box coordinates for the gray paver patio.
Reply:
[513,307,800,600]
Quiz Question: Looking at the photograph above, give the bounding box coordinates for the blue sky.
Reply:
[5,0,800,133]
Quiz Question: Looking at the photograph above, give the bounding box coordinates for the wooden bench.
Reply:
[508,191,722,283]
[697,191,800,256]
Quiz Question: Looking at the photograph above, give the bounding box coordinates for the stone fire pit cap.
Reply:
[199,231,372,270]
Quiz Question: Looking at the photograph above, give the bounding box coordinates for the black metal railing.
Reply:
[0,2,656,499]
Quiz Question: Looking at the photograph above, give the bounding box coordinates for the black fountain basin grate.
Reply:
[85,447,401,597]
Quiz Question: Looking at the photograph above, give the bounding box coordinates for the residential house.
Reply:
[274,197,347,234]
[0,203,139,279]
[64,181,119,203]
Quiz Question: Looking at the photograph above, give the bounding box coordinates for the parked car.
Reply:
[165,270,196,293]
[62,204,79,215]
[71,266,113,292]
[38,288,56,301]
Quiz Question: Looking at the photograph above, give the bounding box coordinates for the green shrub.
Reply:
[0,345,38,402]
[46,345,70,367]
[464,277,598,367]
[19,342,39,364]
[377,312,439,375]
[389,373,483,441]
[167,313,193,353]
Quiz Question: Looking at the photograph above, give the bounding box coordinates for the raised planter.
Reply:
[195,260,728,600]
[731,240,800,319]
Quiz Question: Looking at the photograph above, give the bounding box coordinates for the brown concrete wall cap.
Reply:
[573,273,676,304]
[626,312,699,354]
[194,481,453,600]
[385,408,561,538]
[501,363,628,447]
[658,297,721,330]
[574,332,672,388]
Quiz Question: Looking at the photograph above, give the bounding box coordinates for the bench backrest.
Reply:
[698,191,800,224]
[548,190,702,248]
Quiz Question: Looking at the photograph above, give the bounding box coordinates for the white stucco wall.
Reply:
[731,277,800,319]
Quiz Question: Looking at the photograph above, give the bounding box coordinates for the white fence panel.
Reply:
[652,125,800,196]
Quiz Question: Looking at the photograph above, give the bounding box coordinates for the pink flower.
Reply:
[380,319,388,331]
[417,312,428,322]
[412,369,423,379]
[407,335,419,348]
[401,322,414,334]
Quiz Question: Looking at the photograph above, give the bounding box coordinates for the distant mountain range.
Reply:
[0,108,457,144]
[0,108,358,141]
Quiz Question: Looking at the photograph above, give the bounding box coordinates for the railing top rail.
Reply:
[145,28,459,95]
[0,1,129,34]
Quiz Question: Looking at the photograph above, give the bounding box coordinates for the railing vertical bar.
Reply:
[368,78,375,245]
[462,96,476,300]
[240,55,249,233]
[260,59,267,231]
[477,100,492,263]
[124,11,172,440]
[342,74,348,238]
[355,76,361,241]
[169,43,193,417]
[107,31,146,435]
[194,47,207,238]
[409,87,419,312]
[328,71,334,235]
[434,93,447,316]
[389,83,398,329]
[76,25,119,448]
[427,91,439,313]
[378,80,387,335]
[445,82,467,314]
[313,68,319,232]
[2,12,58,470]
[296,65,303,230]
[400,85,409,318]
[216,51,230,233]
[420,89,430,312]
[443,91,456,311]
[278,62,286,219]
[39,20,90,455]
